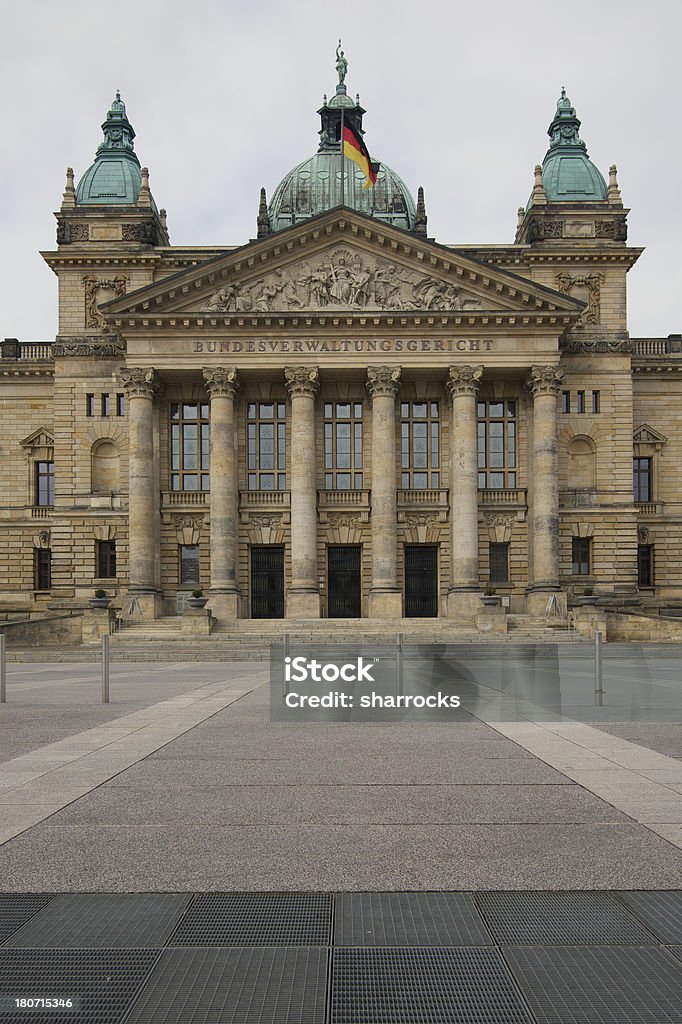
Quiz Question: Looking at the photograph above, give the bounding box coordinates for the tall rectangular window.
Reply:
[247,402,286,490]
[572,537,591,575]
[561,391,570,414]
[592,390,600,413]
[34,549,51,590]
[96,540,117,579]
[86,394,95,417]
[477,400,517,489]
[633,457,652,502]
[101,393,110,417]
[179,544,200,585]
[489,542,509,583]
[116,393,125,417]
[35,461,54,506]
[638,544,654,587]
[576,391,585,414]
[170,402,210,492]
[401,401,440,488]
[324,402,363,489]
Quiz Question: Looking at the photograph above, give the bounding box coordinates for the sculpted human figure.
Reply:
[335,41,348,85]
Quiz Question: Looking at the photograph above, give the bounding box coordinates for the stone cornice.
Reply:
[366,366,401,398]
[203,366,239,398]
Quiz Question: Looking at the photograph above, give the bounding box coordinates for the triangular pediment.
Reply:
[634,423,668,447]
[20,428,54,450]
[101,208,584,323]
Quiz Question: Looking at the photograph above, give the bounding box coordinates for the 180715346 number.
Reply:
[0,996,80,1011]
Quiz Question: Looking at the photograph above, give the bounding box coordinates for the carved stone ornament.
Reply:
[404,513,440,529]
[249,513,283,529]
[638,526,650,543]
[121,222,156,243]
[200,248,483,314]
[171,514,204,531]
[203,366,239,398]
[56,221,90,245]
[366,366,401,398]
[285,366,320,398]
[83,275,127,328]
[52,338,125,358]
[33,530,51,549]
[527,364,564,397]
[120,367,158,399]
[446,364,483,397]
[327,513,361,529]
[556,272,604,326]
[562,337,633,354]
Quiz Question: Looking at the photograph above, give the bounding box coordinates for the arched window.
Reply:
[91,440,120,493]
[567,435,596,489]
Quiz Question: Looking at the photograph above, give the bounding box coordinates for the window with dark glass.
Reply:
[179,544,200,585]
[477,400,517,489]
[576,391,585,414]
[247,402,286,490]
[489,542,509,583]
[96,540,117,579]
[572,536,591,575]
[324,402,363,489]
[633,457,652,502]
[170,402,210,491]
[401,401,440,488]
[592,390,600,414]
[101,393,110,417]
[638,544,654,587]
[86,394,95,417]
[35,461,54,506]
[561,391,570,414]
[34,549,51,590]
[116,393,125,417]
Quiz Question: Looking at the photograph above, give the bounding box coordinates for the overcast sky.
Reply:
[1,0,679,339]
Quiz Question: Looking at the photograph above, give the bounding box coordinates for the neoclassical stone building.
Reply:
[1,70,679,626]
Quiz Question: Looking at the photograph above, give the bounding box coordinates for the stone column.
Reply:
[366,366,402,618]
[527,364,563,614]
[285,367,320,618]
[203,367,240,621]
[121,367,161,618]
[447,364,483,619]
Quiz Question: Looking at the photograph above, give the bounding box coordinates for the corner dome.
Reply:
[268,44,417,233]
[540,89,607,202]
[76,91,146,206]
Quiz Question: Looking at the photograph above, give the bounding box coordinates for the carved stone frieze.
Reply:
[366,366,401,398]
[52,337,125,358]
[595,218,627,241]
[326,513,361,528]
[170,514,204,531]
[447,364,483,397]
[527,364,564,397]
[562,336,633,353]
[121,222,156,243]
[200,247,483,313]
[84,275,127,328]
[556,271,603,326]
[526,217,564,241]
[249,514,283,529]
[120,367,158,399]
[403,513,441,529]
[203,366,239,398]
[56,221,90,244]
[285,366,320,398]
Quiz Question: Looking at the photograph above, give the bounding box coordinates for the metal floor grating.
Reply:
[330,947,532,1023]
[503,946,682,1024]
[335,892,492,946]
[4,893,191,949]
[617,891,682,944]
[0,948,160,1024]
[0,895,55,946]
[475,891,658,946]
[124,947,328,1023]
[168,892,333,946]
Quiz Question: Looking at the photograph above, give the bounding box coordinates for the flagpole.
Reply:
[340,107,345,208]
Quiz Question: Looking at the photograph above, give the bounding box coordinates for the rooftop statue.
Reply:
[335,40,348,85]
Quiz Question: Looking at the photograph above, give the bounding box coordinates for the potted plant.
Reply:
[481,584,501,607]
[574,586,598,606]
[187,588,208,609]
[89,588,111,609]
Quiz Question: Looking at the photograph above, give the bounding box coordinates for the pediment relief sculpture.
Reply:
[200,247,484,314]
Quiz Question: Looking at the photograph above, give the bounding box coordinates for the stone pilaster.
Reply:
[527,364,563,614]
[203,367,240,621]
[447,365,483,619]
[285,366,320,618]
[121,367,161,618]
[366,366,402,618]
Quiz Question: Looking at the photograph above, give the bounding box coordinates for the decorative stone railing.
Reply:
[30,507,53,518]
[636,501,663,515]
[1,341,53,360]
[318,489,371,509]
[398,489,448,508]
[161,491,208,506]
[478,488,527,506]
[240,490,290,507]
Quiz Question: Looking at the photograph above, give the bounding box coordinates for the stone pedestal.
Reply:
[367,367,402,619]
[182,607,214,635]
[477,606,508,634]
[82,606,114,644]
[203,367,240,621]
[447,365,483,617]
[527,364,563,606]
[121,368,161,615]
[285,367,320,619]
[572,606,608,640]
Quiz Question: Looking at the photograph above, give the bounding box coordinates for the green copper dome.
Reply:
[540,89,607,201]
[76,92,143,205]
[269,45,417,232]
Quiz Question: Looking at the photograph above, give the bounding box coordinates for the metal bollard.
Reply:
[594,628,604,706]
[396,632,404,697]
[101,633,110,704]
[0,633,6,703]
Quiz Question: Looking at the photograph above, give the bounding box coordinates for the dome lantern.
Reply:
[539,87,607,202]
[75,91,147,207]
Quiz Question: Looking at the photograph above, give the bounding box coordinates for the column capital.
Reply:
[120,367,158,400]
[366,365,401,398]
[203,366,239,398]
[527,364,564,397]
[446,364,483,397]
[285,366,320,398]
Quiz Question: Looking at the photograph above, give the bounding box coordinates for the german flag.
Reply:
[343,122,379,190]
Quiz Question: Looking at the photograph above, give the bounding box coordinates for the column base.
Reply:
[287,588,320,619]
[526,589,562,617]
[207,591,240,622]
[367,589,402,618]
[447,589,482,619]
[126,591,163,619]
